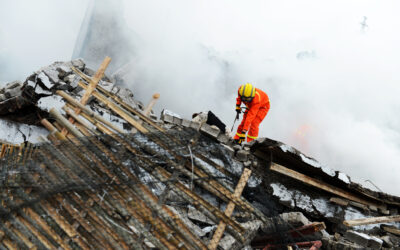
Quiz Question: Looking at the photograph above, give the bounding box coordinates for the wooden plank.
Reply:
[270,163,386,210]
[382,225,400,236]
[343,215,400,227]
[208,168,252,250]
[330,197,349,206]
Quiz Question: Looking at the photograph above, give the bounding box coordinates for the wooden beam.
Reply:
[343,215,400,227]
[382,225,400,236]
[270,163,386,210]
[330,197,349,206]
[62,56,111,135]
[208,168,252,250]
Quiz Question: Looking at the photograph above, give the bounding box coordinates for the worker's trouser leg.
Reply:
[246,108,268,142]
[233,113,248,140]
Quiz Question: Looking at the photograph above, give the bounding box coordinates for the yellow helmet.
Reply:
[238,83,256,102]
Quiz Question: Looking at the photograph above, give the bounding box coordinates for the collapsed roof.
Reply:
[0,58,399,249]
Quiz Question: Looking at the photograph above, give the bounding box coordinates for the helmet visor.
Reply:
[241,96,253,102]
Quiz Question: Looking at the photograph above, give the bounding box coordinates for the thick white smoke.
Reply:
[0,0,88,81]
[1,0,399,195]
[122,0,400,195]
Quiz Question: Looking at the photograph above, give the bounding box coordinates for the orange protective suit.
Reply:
[234,87,270,142]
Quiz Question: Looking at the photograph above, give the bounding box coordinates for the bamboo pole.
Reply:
[40,119,67,140]
[36,142,132,249]
[79,57,111,109]
[208,168,252,250]
[77,82,148,134]
[41,201,91,250]
[72,67,165,132]
[57,91,125,134]
[16,215,56,249]
[62,106,100,135]
[76,111,244,244]
[143,93,160,117]
[63,57,111,136]
[72,116,204,249]
[49,108,84,137]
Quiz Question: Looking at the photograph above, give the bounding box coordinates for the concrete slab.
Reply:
[344,230,369,247]
[173,116,182,125]
[189,121,201,130]
[200,124,220,138]
[161,113,174,123]
[181,119,191,128]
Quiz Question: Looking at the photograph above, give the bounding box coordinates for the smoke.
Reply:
[1,0,400,195]
[122,0,400,195]
[0,0,88,82]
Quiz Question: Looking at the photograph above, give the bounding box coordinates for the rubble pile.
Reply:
[0,59,399,249]
[0,59,153,143]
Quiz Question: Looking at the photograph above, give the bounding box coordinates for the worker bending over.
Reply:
[234,83,270,144]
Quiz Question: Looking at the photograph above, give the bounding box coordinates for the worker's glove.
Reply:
[235,106,241,119]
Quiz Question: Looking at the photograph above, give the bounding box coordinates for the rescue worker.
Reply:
[233,83,270,144]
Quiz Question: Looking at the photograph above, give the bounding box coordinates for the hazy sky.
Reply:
[1,0,399,195]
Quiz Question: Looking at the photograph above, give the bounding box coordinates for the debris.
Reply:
[251,222,326,248]
[270,162,386,210]
[235,149,249,162]
[1,58,400,249]
[263,240,322,250]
